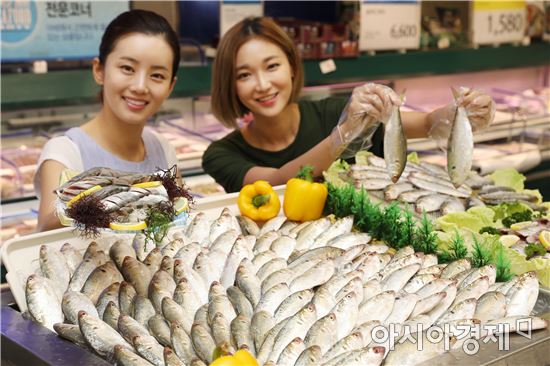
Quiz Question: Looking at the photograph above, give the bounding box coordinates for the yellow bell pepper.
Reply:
[284,165,328,222]
[210,349,259,366]
[238,180,280,221]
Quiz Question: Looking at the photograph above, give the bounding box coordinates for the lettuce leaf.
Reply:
[489,168,525,192]
[323,159,351,188]
[407,152,421,164]
[505,247,550,288]
[436,206,495,233]
[355,151,373,165]
[490,202,533,222]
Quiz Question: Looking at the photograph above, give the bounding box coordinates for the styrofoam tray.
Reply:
[1,185,286,313]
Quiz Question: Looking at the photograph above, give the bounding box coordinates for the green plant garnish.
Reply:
[494,245,513,282]
[479,226,500,235]
[143,201,176,245]
[502,210,532,228]
[439,229,468,263]
[471,235,493,268]
[525,243,547,260]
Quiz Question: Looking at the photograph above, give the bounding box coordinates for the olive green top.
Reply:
[202,97,385,193]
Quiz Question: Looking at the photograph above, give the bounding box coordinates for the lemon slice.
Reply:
[509,221,535,231]
[539,230,550,250]
[132,181,162,189]
[499,234,520,248]
[109,221,147,231]
[67,185,102,207]
[174,197,189,215]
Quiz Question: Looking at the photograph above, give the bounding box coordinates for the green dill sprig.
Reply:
[439,229,468,263]
[380,202,403,247]
[470,234,493,268]
[494,245,513,282]
[351,187,371,231]
[143,201,176,245]
[414,212,438,254]
[397,206,416,249]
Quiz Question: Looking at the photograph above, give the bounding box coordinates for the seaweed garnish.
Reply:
[65,195,111,238]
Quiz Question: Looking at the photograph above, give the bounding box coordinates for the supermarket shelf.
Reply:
[2,43,549,111]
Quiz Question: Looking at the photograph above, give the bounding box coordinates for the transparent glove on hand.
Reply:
[330,83,401,159]
[428,87,496,149]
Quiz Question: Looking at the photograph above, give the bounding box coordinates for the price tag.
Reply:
[359,1,420,51]
[220,1,263,37]
[471,1,526,45]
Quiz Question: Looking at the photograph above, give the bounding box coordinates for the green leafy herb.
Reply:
[414,213,438,254]
[470,235,493,268]
[494,245,513,282]
[479,226,500,235]
[525,243,547,260]
[502,210,532,228]
[143,201,176,245]
[397,207,416,249]
[439,230,468,263]
[351,187,371,231]
[380,203,403,247]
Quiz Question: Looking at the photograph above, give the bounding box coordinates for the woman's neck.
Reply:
[243,103,300,151]
[81,109,146,162]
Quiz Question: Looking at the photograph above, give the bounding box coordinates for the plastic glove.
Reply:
[428,87,496,148]
[330,83,401,159]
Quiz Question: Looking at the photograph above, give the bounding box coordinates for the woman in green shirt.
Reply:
[203,17,495,193]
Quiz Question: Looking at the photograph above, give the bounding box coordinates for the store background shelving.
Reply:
[2,43,549,111]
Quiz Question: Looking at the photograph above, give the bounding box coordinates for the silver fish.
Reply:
[474,291,507,323]
[102,301,120,330]
[230,314,255,354]
[114,344,152,366]
[236,215,260,236]
[250,311,276,351]
[164,347,186,366]
[303,312,339,353]
[294,345,323,366]
[62,291,99,325]
[148,314,172,347]
[78,311,132,362]
[191,323,216,364]
[39,244,71,292]
[133,334,165,366]
[26,275,63,330]
[277,337,306,366]
[274,289,315,323]
[447,105,473,187]
[171,322,197,364]
[226,285,254,319]
[384,105,407,183]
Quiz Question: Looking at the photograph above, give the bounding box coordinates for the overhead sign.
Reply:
[360,1,420,51]
[1,0,129,62]
[471,1,526,45]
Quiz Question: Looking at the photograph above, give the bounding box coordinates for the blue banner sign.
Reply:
[1,0,129,62]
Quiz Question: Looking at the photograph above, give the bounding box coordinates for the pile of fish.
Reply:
[55,167,175,223]
[24,209,547,366]
[349,155,541,217]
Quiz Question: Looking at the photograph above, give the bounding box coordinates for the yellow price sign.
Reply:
[471,0,526,45]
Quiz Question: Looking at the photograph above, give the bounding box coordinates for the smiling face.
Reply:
[235,37,294,120]
[93,32,176,126]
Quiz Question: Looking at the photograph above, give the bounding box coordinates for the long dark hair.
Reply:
[99,9,180,81]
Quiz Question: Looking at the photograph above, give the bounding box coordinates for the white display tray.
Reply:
[1,184,286,313]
